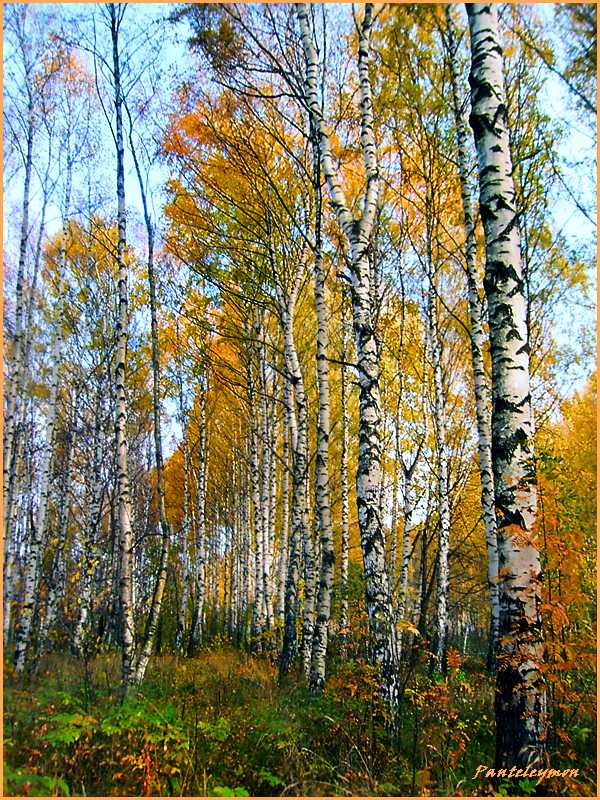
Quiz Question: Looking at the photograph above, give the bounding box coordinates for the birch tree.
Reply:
[106,2,135,697]
[467,2,546,770]
[125,91,172,687]
[296,1,400,711]
[443,5,499,667]
[308,124,335,693]
[13,115,74,673]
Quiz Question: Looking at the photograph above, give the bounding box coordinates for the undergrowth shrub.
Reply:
[3,645,595,797]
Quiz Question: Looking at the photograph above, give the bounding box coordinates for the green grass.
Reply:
[3,647,594,797]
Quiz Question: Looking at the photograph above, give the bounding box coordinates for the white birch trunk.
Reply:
[276,391,291,621]
[397,446,420,656]
[248,361,266,645]
[445,4,499,668]
[13,331,61,673]
[3,94,34,526]
[427,266,451,675]
[4,127,52,568]
[309,156,335,691]
[129,117,171,689]
[13,138,73,672]
[296,3,400,710]
[259,339,274,632]
[109,4,135,698]
[467,3,546,769]
[267,383,279,622]
[73,387,104,657]
[189,387,208,653]
[37,416,75,658]
[175,441,191,657]
[279,271,310,677]
[338,314,351,656]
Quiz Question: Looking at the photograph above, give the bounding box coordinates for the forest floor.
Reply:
[3,645,595,797]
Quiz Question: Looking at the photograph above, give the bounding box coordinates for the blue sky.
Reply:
[3,2,596,418]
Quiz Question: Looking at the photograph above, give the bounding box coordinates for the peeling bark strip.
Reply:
[467,3,546,770]
[296,2,399,711]
[444,5,499,669]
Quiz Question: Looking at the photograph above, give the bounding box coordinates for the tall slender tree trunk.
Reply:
[13,140,73,674]
[13,331,61,673]
[37,412,75,659]
[73,386,104,657]
[279,273,310,678]
[189,386,208,654]
[175,440,192,657]
[4,125,52,589]
[397,446,420,656]
[276,395,290,622]
[128,114,171,688]
[309,143,334,692]
[467,2,546,770]
[4,95,34,531]
[338,311,351,658]
[259,339,274,633]
[268,383,279,616]
[389,413,401,606]
[240,476,251,644]
[297,1,400,712]
[108,4,135,699]
[445,5,499,670]
[300,490,316,680]
[248,350,266,646]
[427,257,451,675]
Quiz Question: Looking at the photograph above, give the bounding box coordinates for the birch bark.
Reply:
[73,386,104,656]
[276,389,291,621]
[279,266,310,678]
[175,440,191,657]
[338,310,351,657]
[397,446,420,656]
[108,3,135,698]
[427,261,451,675]
[444,4,500,668]
[3,92,34,531]
[127,114,171,688]
[248,350,266,646]
[309,143,334,691]
[296,2,399,709]
[13,330,61,673]
[37,415,75,658]
[259,338,274,633]
[467,2,546,769]
[13,138,73,673]
[3,145,50,644]
[189,386,208,654]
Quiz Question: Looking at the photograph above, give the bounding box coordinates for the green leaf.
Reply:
[258,768,283,787]
[211,785,249,796]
